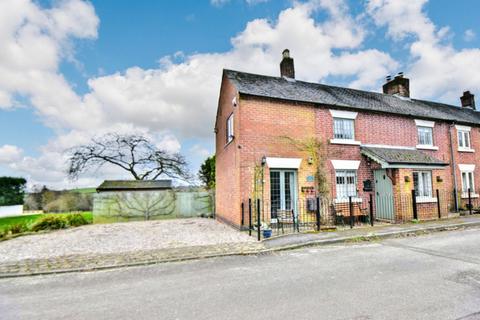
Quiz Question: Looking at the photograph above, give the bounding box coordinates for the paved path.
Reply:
[263,215,480,248]
[2,228,480,320]
[1,215,480,277]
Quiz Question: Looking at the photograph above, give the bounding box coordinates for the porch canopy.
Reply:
[360,146,449,169]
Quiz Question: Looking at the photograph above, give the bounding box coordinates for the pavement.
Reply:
[1,227,480,319]
[1,215,480,278]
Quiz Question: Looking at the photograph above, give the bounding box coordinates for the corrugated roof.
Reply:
[224,69,480,126]
[360,146,448,166]
[96,180,172,191]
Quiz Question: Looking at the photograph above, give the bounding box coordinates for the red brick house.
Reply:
[215,49,479,228]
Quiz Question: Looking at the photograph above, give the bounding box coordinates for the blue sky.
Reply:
[0,0,479,189]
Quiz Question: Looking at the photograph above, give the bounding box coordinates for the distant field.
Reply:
[0,212,93,232]
[70,188,97,194]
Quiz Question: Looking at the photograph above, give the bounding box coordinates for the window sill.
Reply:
[416,197,437,203]
[461,193,479,199]
[458,148,475,153]
[330,139,361,146]
[416,145,439,151]
[334,197,362,204]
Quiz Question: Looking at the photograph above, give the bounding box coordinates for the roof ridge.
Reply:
[224,69,467,111]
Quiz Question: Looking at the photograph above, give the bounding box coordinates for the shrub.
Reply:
[65,213,89,227]
[7,223,29,234]
[31,215,68,232]
[42,192,93,213]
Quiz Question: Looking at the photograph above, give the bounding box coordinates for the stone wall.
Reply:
[93,189,213,223]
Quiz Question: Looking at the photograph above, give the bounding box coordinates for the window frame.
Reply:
[333,117,355,141]
[226,113,234,144]
[417,126,434,146]
[458,130,472,150]
[335,169,358,199]
[413,171,433,199]
[461,170,475,194]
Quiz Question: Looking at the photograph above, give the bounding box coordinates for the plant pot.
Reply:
[263,229,272,238]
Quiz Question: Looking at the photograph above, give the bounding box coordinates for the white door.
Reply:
[270,170,297,219]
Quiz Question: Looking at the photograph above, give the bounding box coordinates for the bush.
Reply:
[30,215,68,232]
[7,223,29,234]
[43,192,93,213]
[65,213,89,227]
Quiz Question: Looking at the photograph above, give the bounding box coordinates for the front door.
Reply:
[374,169,395,221]
[270,170,297,219]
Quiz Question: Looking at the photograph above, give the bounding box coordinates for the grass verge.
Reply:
[0,212,92,240]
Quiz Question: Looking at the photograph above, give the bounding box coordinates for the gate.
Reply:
[374,169,394,221]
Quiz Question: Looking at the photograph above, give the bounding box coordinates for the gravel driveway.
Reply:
[0,218,253,263]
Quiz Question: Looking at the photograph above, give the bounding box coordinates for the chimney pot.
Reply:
[280,49,295,79]
[460,91,476,110]
[383,73,410,97]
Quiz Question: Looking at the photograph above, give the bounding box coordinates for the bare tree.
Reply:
[67,133,191,181]
[109,191,176,220]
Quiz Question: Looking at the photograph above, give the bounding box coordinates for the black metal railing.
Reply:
[242,193,376,240]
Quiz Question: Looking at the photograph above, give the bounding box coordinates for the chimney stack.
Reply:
[460,91,476,110]
[383,72,410,97]
[280,49,295,79]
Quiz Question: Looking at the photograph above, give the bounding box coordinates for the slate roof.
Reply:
[96,180,172,192]
[224,69,480,126]
[360,146,448,167]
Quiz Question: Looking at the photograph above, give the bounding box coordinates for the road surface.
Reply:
[1,228,480,320]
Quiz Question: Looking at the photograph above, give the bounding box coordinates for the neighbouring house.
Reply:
[93,180,213,223]
[215,49,479,229]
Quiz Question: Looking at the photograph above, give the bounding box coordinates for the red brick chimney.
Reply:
[280,49,295,79]
[460,91,476,110]
[383,72,410,97]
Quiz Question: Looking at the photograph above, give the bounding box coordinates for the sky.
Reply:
[0,0,479,190]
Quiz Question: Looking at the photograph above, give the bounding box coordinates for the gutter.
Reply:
[449,122,459,211]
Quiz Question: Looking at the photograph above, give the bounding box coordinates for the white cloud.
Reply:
[367,0,480,103]
[190,144,211,159]
[464,29,476,42]
[81,0,396,139]
[0,0,401,188]
[211,0,269,6]
[210,0,231,7]
[0,145,23,163]
[246,0,269,5]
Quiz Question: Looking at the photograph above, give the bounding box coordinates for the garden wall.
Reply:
[0,205,24,218]
[93,189,214,223]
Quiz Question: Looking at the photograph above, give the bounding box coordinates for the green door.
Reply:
[374,169,394,221]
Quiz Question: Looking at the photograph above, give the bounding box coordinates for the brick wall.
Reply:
[238,96,317,224]
[215,78,480,227]
[215,75,241,227]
